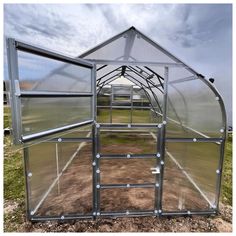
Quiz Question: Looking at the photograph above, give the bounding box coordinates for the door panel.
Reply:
[6,38,95,145]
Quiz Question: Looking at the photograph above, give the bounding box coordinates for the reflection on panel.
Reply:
[163,142,220,211]
[21,97,92,136]
[100,129,157,155]
[100,159,156,184]
[100,188,155,212]
[18,51,92,93]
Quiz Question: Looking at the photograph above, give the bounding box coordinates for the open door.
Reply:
[6,38,96,145]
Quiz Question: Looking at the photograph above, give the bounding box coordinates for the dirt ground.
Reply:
[4,133,232,232]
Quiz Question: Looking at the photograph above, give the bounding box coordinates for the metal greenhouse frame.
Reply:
[6,26,227,222]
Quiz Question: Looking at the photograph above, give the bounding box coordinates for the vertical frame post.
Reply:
[6,38,22,144]
[157,66,169,215]
[130,85,133,124]
[23,147,32,220]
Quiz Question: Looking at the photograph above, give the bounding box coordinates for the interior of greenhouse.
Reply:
[6,27,226,221]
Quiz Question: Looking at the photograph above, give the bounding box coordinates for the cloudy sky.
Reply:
[4,4,232,125]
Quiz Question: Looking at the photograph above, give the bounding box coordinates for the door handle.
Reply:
[150,167,160,174]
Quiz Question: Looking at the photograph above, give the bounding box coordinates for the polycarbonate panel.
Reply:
[111,108,131,123]
[21,97,92,136]
[100,188,155,212]
[100,158,156,184]
[166,78,224,138]
[132,109,151,123]
[18,51,92,93]
[100,128,157,155]
[97,108,110,123]
[82,34,127,60]
[27,129,93,217]
[168,67,195,82]
[163,142,220,211]
[28,142,57,211]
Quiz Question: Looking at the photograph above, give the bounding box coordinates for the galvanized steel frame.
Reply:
[6,29,227,221]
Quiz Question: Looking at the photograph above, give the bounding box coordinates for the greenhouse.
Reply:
[6,26,226,221]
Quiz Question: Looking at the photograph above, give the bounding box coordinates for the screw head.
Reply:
[160,161,164,165]
[156,153,161,158]
[97,212,100,216]
[92,161,96,166]
[155,183,159,187]
[193,138,197,142]
[216,169,220,174]
[127,154,131,158]
[96,169,100,174]
[96,123,100,128]
[30,211,34,215]
[28,172,32,177]
[163,120,167,125]
[158,210,162,214]
[220,129,224,133]
[96,154,100,159]
[158,124,162,128]
[215,96,219,101]
[61,215,65,220]
[93,212,96,216]
[127,184,130,188]
[127,124,131,128]
[96,184,100,189]
[58,138,62,142]
[187,211,191,215]
[154,210,158,214]
[126,210,129,215]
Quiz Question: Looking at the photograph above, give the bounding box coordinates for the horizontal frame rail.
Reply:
[46,137,92,143]
[100,153,158,159]
[21,120,93,142]
[162,210,216,216]
[100,183,156,189]
[100,210,155,217]
[30,214,93,221]
[98,123,160,128]
[15,40,93,68]
[88,59,184,67]
[20,91,93,98]
[97,105,150,109]
[166,138,224,143]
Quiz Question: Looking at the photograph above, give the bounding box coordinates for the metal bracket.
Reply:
[150,167,160,174]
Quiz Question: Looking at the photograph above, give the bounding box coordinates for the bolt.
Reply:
[216,169,220,174]
[155,183,159,187]
[96,184,100,189]
[30,211,34,215]
[28,172,32,177]
[220,129,224,133]
[158,124,162,128]
[96,123,100,128]
[163,120,167,125]
[187,211,191,215]
[193,138,197,142]
[58,138,62,142]
[96,169,100,174]
[158,210,162,214]
[126,210,129,215]
[127,184,130,188]
[97,212,100,216]
[96,154,100,159]
[61,215,65,220]
[92,161,96,166]
[215,97,219,101]
[160,161,164,165]
[127,124,131,128]
[93,212,96,216]
[127,154,131,158]
[156,153,161,158]
[154,210,158,214]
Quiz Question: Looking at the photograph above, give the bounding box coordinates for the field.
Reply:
[3,107,232,232]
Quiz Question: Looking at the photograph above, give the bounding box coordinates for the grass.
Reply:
[3,107,233,231]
